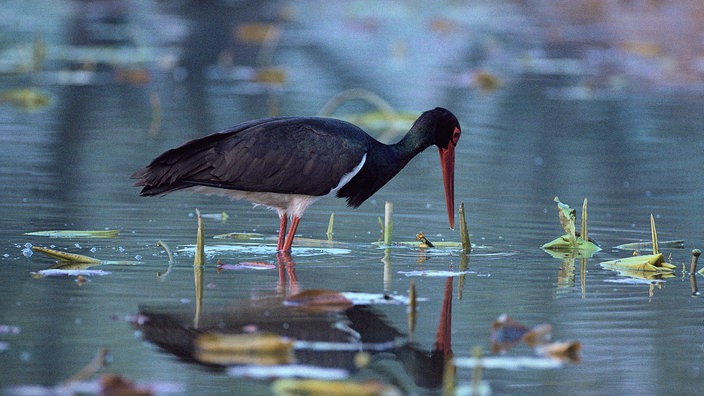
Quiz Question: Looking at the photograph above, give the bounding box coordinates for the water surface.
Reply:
[1,1,703,395]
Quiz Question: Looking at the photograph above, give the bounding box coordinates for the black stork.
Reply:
[132,107,461,253]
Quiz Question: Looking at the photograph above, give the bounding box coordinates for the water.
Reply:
[1,1,704,395]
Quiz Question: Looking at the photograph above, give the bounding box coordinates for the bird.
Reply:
[132,107,461,253]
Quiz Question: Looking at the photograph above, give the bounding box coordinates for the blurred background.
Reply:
[1,1,703,395]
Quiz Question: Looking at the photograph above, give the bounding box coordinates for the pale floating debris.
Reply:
[339,292,423,305]
[398,270,475,277]
[31,269,112,277]
[227,364,349,380]
[453,356,563,370]
[24,230,120,238]
[603,277,666,285]
[199,211,229,221]
[292,339,402,352]
[178,244,350,256]
[4,379,184,395]
[218,262,276,271]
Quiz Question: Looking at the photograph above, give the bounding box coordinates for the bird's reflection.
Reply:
[133,254,454,391]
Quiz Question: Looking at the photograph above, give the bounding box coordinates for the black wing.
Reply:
[132,117,370,197]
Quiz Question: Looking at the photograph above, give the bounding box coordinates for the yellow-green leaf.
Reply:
[600,253,675,272]
[25,230,120,238]
[31,246,101,264]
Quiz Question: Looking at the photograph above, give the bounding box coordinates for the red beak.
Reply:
[438,141,456,230]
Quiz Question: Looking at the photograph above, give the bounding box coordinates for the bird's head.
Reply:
[415,108,461,230]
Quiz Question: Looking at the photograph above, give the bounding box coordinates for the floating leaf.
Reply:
[602,216,675,273]
[213,232,266,240]
[25,229,120,238]
[271,379,399,396]
[542,197,600,254]
[31,246,101,263]
[194,332,294,365]
[541,235,600,257]
[600,253,676,273]
[614,240,684,251]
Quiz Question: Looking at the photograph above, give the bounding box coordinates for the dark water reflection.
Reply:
[1,1,704,395]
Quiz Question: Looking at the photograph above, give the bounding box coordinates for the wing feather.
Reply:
[133,117,369,197]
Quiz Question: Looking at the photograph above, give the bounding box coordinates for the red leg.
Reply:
[276,214,288,251]
[281,216,301,253]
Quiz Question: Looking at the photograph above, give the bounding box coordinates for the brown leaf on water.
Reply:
[536,341,582,363]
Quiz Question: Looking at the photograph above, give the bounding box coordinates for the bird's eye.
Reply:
[451,127,461,145]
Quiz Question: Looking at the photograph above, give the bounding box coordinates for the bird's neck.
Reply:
[390,130,432,165]
[372,132,431,180]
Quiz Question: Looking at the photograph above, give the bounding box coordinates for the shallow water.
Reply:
[1,1,704,395]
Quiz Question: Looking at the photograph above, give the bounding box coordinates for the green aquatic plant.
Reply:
[542,197,600,256]
[600,215,676,273]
